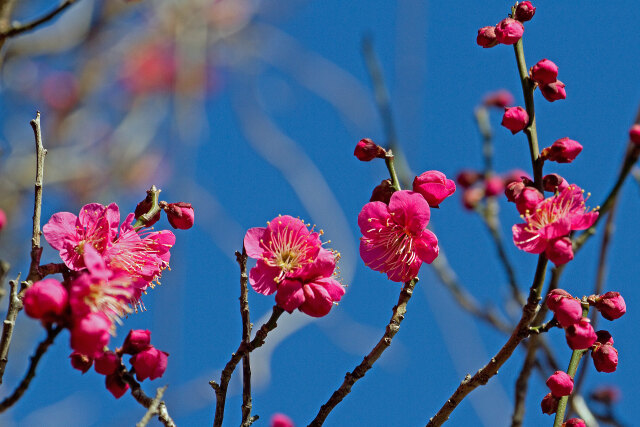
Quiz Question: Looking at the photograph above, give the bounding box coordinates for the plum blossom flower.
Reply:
[512,184,598,265]
[244,215,322,295]
[412,171,456,207]
[359,190,438,282]
[130,346,169,381]
[275,248,345,317]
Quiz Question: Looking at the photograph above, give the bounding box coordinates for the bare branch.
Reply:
[121,370,175,427]
[1,0,80,39]
[136,385,168,427]
[237,248,258,426]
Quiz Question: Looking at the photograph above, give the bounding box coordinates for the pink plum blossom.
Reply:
[456,170,482,188]
[483,90,514,108]
[591,342,618,373]
[563,419,586,427]
[565,318,597,350]
[130,346,169,381]
[541,392,559,415]
[546,290,582,328]
[512,184,598,265]
[244,215,322,295]
[354,138,386,161]
[70,352,93,373]
[370,179,394,204]
[121,329,152,354]
[275,248,345,317]
[359,190,438,282]
[105,373,129,399]
[594,292,626,320]
[94,351,120,376]
[271,413,294,427]
[70,312,112,357]
[543,174,568,193]
[412,171,456,207]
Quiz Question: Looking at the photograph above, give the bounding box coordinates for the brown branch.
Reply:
[426,254,548,426]
[0,325,62,412]
[211,305,285,427]
[136,385,168,427]
[121,370,175,427]
[308,278,417,426]
[1,0,80,38]
[0,260,10,303]
[236,248,258,427]
[0,277,20,385]
[27,112,47,283]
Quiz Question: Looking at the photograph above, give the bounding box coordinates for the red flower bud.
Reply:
[354,138,386,161]
[565,318,597,350]
[594,291,626,321]
[22,278,68,322]
[502,170,531,186]
[515,1,536,22]
[70,352,93,374]
[591,342,618,373]
[95,351,120,376]
[105,373,129,399]
[546,289,575,311]
[595,330,614,345]
[541,392,559,415]
[370,179,394,204]
[476,26,498,48]
[501,106,529,134]
[590,386,620,404]
[563,419,586,427]
[530,59,559,85]
[121,329,152,355]
[540,80,567,102]
[540,138,583,163]
[514,187,544,215]
[412,171,456,207]
[547,290,582,327]
[165,202,194,230]
[629,124,640,145]
[543,173,568,193]
[546,371,574,397]
[131,346,169,381]
[546,237,574,267]
[495,18,524,45]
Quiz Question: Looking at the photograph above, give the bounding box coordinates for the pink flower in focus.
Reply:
[545,237,574,266]
[512,184,598,265]
[483,90,514,108]
[476,26,498,48]
[541,138,583,163]
[275,248,345,317]
[105,373,129,399]
[629,124,640,145]
[515,1,536,22]
[540,80,566,102]
[130,346,169,381]
[594,291,626,321]
[565,318,597,350]
[70,312,112,357]
[244,215,322,295]
[530,59,559,85]
[271,413,294,427]
[546,371,574,397]
[359,190,438,282]
[541,392,559,415]
[563,419,586,427]
[495,18,524,45]
[22,278,68,322]
[43,203,119,271]
[354,138,386,161]
[165,202,195,230]
[501,106,529,134]
[121,329,152,354]
[70,352,93,373]
[412,171,456,207]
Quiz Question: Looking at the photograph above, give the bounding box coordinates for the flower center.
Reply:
[74,240,86,255]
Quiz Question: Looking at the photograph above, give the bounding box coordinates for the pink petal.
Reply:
[295,248,336,281]
[248,260,279,295]
[83,246,110,280]
[571,211,598,231]
[414,229,439,264]
[275,279,305,312]
[540,216,571,240]
[243,227,266,258]
[314,277,345,302]
[512,224,547,254]
[43,212,80,250]
[357,201,391,235]
[79,203,107,231]
[388,191,431,235]
[299,283,333,317]
[386,258,421,283]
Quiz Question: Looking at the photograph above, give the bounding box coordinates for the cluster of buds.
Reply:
[70,329,168,398]
[541,370,573,414]
[476,2,535,48]
[530,58,567,102]
[456,169,526,210]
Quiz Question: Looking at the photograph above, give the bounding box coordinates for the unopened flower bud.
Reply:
[541,138,583,163]
[563,419,586,427]
[546,289,575,310]
[515,1,536,22]
[164,202,194,230]
[495,18,524,45]
[476,26,498,48]
[354,138,386,161]
[547,288,581,327]
[541,392,559,415]
[134,196,161,227]
[591,342,618,373]
[565,318,597,350]
[515,187,544,215]
[629,124,640,145]
[121,329,152,355]
[95,351,120,376]
[370,179,395,204]
[271,413,295,427]
[502,170,531,186]
[70,352,93,374]
[413,171,456,207]
[543,173,568,193]
[462,188,483,210]
[530,59,558,85]
[594,291,626,321]
[105,373,129,399]
[595,330,614,345]
[70,312,112,358]
[505,180,525,202]
[484,176,504,197]
[23,278,68,322]
[540,81,567,102]
[482,90,514,108]
[546,371,574,397]
[501,106,529,134]
[131,346,169,381]
[546,237,574,266]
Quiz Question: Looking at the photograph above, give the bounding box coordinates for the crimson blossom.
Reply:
[358,190,439,282]
[512,184,598,265]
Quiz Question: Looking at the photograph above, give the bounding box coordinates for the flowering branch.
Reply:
[120,369,175,427]
[308,278,417,426]
[426,254,548,426]
[210,305,285,427]
[0,0,80,38]
[236,248,258,427]
[0,324,63,412]
[136,385,168,427]
[553,348,588,426]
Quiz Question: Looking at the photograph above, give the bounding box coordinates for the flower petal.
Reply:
[248,260,280,295]
[243,227,266,258]
[275,279,305,312]
[388,191,431,234]
[512,224,547,253]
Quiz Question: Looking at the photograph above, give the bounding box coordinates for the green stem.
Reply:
[385,153,402,191]
[132,186,161,229]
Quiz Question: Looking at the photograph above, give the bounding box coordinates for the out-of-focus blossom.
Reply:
[462,188,484,210]
[629,124,640,145]
[70,312,112,358]
[483,90,514,108]
[121,43,176,94]
[121,329,152,354]
[484,175,504,197]
[70,352,93,374]
[456,170,482,188]
[0,208,5,231]
[105,373,129,399]
[271,413,294,427]
[94,351,120,376]
[590,386,621,404]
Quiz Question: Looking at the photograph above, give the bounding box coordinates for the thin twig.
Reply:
[0,277,20,384]
[426,254,548,426]
[121,369,175,427]
[308,278,417,427]
[136,385,168,427]
[236,248,258,427]
[0,260,10,303]
[0,325,63,412]
[1,0,80,38]
[211,305,285,427]
[28,112,47,283]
